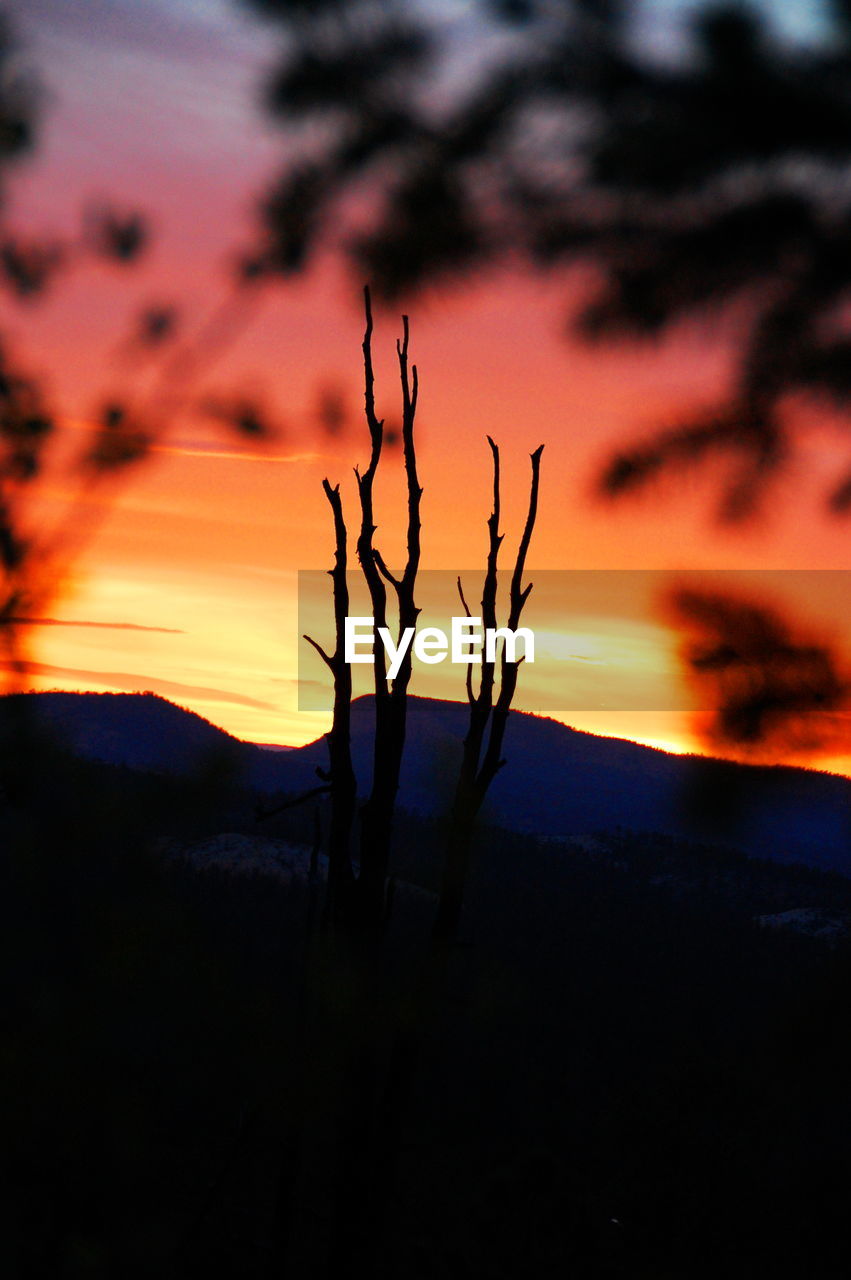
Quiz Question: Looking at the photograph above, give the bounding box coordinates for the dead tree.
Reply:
[355,289,422,929]
[290,303,543,1275]
[344,440,544,1268]
[433,438,544,941]
[306,290,540,944]
[303,478,358,921]
[305,286,420,932]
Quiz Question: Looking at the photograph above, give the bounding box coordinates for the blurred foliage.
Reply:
[84,402,153,473]
[239,0,851,517]
[199,394,276,439]
[664,583,851,758]
[0,6,300,685]
[0,11,37,198]
[84,202,150,264]
[0,235,65,298]
[132,303,180,349]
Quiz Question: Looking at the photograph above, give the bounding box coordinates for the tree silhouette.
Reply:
[303,287,420,931]
[282,289,545,1277]
[435,437,543,939]
[305,287,543,936]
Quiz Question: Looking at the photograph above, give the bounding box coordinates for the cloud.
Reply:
[3,660,276,711]
[151,444,320,465]
[56,422,322,466]
[9,617,184,634]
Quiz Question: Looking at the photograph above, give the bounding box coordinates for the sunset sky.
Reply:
[4,0,851,771]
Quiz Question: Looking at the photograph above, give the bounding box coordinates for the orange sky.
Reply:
[4,0,851,771]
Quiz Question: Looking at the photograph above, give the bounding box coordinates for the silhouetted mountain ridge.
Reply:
[284,696,851,873]
[6,690,850,874]
[0,690,285,791]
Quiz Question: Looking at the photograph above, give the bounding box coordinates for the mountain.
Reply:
[5,690,850,874]
[278,696,851,874]
[0,690,286,793]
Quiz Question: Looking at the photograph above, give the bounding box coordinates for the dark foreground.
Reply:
[1,711,850,1278]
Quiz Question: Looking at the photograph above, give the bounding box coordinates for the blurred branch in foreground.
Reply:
[237,0,851,520]
[663,583,851,762]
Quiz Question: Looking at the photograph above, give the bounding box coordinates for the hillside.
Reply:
[3,691,851,1275]
[6,689,850,875]
[282,696,851,874]
[0,690,285,792]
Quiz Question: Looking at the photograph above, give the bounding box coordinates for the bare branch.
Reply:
[506,444,544,630]
[394,306,423,673]
[314,463,357,915]
[457,575,475,704]
[399,325,422,564]
[356,288,389,695]
[362,284,383,481]
[374,549,402,591]
[477,436,503,715]
[356,299,422,926]
[477,444,544,792]
[435,442,544,941]
[304,633,333,670]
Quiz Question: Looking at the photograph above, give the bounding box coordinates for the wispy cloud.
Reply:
[9,617,184,634]
[150,444,321,465]
[4,660,275,711]
[58,417,321,468]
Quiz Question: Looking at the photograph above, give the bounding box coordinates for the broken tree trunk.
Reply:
[355,290,421,931]
[433,441,543,941]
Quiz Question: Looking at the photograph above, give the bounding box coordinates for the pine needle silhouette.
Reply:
[239,0,851,519]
